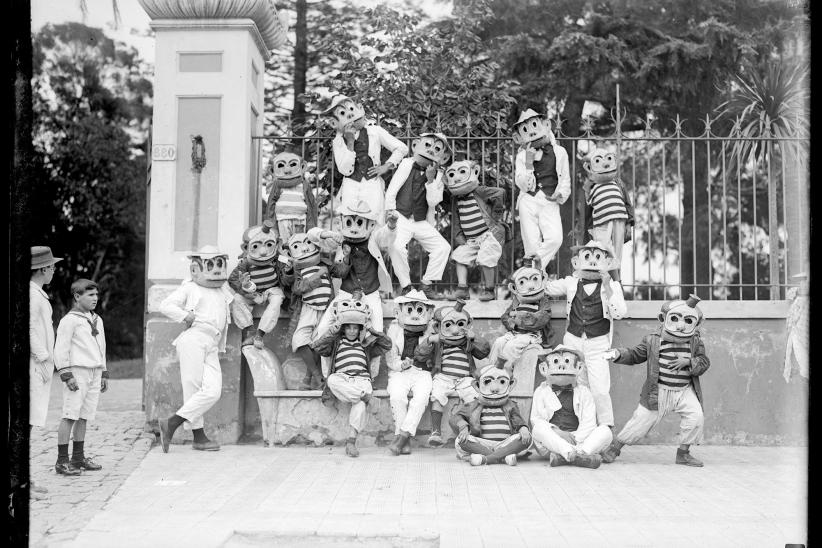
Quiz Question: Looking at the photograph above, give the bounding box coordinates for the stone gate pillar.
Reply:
[138,0,287,444]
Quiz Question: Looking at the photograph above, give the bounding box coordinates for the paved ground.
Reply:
[29,376,151,547]
[29,377,808,547]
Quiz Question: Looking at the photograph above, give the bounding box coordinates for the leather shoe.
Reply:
[54,462,82,476]
[192,440,220,451]
[572,453,602,469]
[676,450,704,467]
[71,457,102,471]
[549,453,570,467]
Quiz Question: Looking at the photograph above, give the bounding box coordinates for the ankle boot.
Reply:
[388,432,410,456]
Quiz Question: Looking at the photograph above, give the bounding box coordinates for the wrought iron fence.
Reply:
[251,111,808,301]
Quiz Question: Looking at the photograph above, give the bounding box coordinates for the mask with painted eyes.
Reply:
[537,345,584,386]
[397,303,434,332]
[432,299,473,343]
[583,148,618,184]
[340,214,376,242]
[284,233,321,270]
[660,294,703,338]
[512,109,552,146]
[509,258,546,303]
[188,246,229,288]
[570,240,617,280]
[244,220,279,266]
[411,133,451,166]
[474,363,516,407]
[331,290,371,329]
[270,151,305,188]
[443,160,480,197]
[325,95,366,132]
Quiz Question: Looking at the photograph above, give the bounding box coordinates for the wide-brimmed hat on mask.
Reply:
[513,108,546,128]
[338,200,379,221]
[187,245,227,260]
[569,239,615,258]
[394,288,435,306]
[322,94,357,115]
[31,246,63,269]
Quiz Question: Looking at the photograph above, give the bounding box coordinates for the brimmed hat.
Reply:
[394,289,434,306]
[570,239,615,257]
[187,245,227,260]
[31,246,62,270]
[419,132,452,154]
[513,108,545,128]
[539,344,585,362]
[338,200,379,221]
[322,94,356,115]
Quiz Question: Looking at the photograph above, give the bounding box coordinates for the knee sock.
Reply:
[481,266,496,288]
[71,441,85,462]
[192,428,209,443]
[485,435,529,464]
[255,328,266,339]
[459,438,493,456]
[430,410,443,433]
[57,444,69,464]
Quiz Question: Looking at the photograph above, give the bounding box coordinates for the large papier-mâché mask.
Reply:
[411,133,451,166]
[285,233,321,270]
[513,112,551,146]
[337,200,378,243]
[583,148,618,184]
[245,220,278,266]
[330,98,365,132]
[432,299,472,343]
[444,160,480,196]
[189,246,229,288]
[474,363,515,407]
[331,290,371,329]
[509,259,546,303]
[659,295,704,338]
[537,344,584,387]
[270,151,305,188]
[570,240,617,280]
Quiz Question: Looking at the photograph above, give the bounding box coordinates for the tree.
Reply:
[32,23,153,359]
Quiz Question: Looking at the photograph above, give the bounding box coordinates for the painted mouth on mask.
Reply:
[417,150,440,161]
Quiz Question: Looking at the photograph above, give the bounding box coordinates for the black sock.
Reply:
[347,437,356,444]
[677,447,688,454]
[57,444,69,464]
[430,410,443,433]
[167,414,185,432]
[71,441,85,462]
[192,428,209,443]
[255,328,266,338]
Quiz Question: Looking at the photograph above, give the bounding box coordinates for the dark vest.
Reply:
[340,240,380,294]
[402,329,431,371]
[349,130,373,182]
[567,280,610,337]
[395,163,429,222]
[531,146,558,196]
[549,387,579,432]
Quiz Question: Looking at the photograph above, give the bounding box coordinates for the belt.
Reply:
[188,321,222,339]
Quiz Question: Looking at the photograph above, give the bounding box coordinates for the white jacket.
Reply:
[54,310,106,372]
[159,280,234,352]
[29,281,55,365]
[384,157,445,226]
[332,125,408,180]
[531,382,597,444]
[514,144,571,204]
[544,275,627,343]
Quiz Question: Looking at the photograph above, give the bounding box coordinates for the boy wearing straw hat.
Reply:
[53,279,107,475]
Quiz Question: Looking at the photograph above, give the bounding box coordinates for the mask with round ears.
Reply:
[512,110,552,147]
[189,250,229,288]
[659,294,704,338]
[583,148,618,184]
[245,220,279,266]
[327,96,366,132]
[411,133,451,166]
[509,257,546,303]
[270,151,306,188]
[473,362,515,407]
[570,241,619,280]
[284,233,321,270]
[431,299,473,342]
[443,160,480,196]
[331,289,371,335]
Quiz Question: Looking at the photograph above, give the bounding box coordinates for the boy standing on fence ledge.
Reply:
[53,279,108,475]
[384,132,452,300]
[602,295,709,467]
[513,109,570,272]
[325,94,408,222]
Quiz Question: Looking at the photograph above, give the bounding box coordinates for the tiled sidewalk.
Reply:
[66,442,806,548]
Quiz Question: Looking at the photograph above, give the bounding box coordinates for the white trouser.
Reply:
[590,219,627,274]
[563,331,613,426]
[488,331,543,366]
[277,218,307,244]
[327,373,373,433]
[30,359,53,428]
[337,177,386,225]
[617,384,704,446]
[174,328,223,430]
[389,214,451,287]
[231,287,285,334]
[387,367,433,435]
[531,420,613,461]
[518,193,563,268]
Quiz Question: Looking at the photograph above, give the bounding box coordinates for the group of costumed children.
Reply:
[157,94,710,468]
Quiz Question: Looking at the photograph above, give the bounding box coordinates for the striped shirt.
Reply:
[275,187,307,220]
[440,345,471,378]
[248,264,279,292]
[456,194,488,239]
[512,301,540,333]
[300,265,333,310]
[588,180,628,227]
[479,407,511,441]
[333,339,369,377]
[658,339,692,390]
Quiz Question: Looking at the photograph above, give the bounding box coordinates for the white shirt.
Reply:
[514,143,571,203]
[531,382,597,444]
[54,310,106,371]
[29,281,55,364]
[159,280,233,352]
[331,124,408,179]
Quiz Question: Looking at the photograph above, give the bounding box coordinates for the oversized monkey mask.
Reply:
[337,200,378,243]
[509,258,547,303]
[570,240,618,281]
[443,160,480,197]
[411,133,451,166]
[431,299,473,344]
[188,245,229,288]
[394,289,435,333]
[244,220,279,266]
[324,94,366,133]
[512,108,553,147]
[284,233,321,270]
[583,147,618,185]
[537,344,584,387]
[474,362,515,407]
[270,151,306,189]
[659,294,704,339]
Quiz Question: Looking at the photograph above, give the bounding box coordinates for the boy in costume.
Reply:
[489,257,553,369]
[543,239,627,428]
[582,147,634,281]
[602,295,709,467]
[311,291,392,457]
[228,220,286,349]
[265,150,323,242]
[450,362,532,466]
[513,109,571,271]
[384,132,452,299]
[54,279,108,474]
[324,94,407,220]
[158,246,234,453]
[385,289,436,456]
[415,299,491,447]
[444,160,507,301]
[530,345,612,468]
